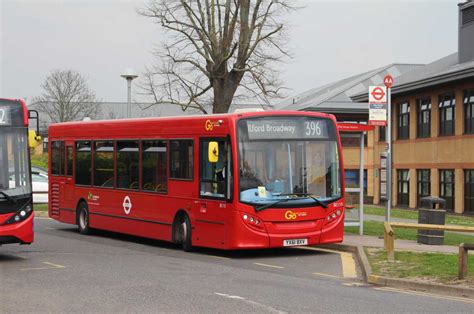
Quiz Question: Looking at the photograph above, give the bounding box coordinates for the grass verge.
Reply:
[345,220,474,246]
[30,153,48,169]
[361,205,474,227]
[366,247,474,285]
[34,204,48,211]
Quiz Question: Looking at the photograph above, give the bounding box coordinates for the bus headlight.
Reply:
[3,202,33,225]
[241,213,265,232]
[325,208,343,225]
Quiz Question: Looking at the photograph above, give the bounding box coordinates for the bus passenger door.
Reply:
[61,143,75,212]
[196,138,232,248]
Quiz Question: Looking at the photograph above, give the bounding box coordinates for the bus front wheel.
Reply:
[77,202,91,235]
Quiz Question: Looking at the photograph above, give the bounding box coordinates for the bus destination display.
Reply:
[246,118,329,140]
[0,106,12,126]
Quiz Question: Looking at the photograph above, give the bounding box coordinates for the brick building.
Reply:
[281,1,474,214]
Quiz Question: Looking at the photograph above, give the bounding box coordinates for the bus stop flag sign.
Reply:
[368,86,387,126]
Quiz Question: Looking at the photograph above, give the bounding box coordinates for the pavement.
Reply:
[346,213,474,253]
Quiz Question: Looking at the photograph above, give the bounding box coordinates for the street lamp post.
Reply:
[121,69,138,119]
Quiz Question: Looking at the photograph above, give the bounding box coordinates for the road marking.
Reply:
[207,255,230,260]
[253,262,284,269]
[295,246,358,279]
[340,252,357,278]
[341,282,368,287]
[3,253,27,259]
[43,262,66,269]
[214,292,286,313]
[20,262,66,271]
[374,287,474,305]
[312,272,344,280]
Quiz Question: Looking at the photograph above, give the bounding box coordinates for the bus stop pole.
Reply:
[386,87,392,222]
[359,131,365,235]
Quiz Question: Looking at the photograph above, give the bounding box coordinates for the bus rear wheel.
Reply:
[77,202,91,235]
[178,215,193,252]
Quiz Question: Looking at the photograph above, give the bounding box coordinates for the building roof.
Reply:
[277,63,423,114]
[351,53,474,101]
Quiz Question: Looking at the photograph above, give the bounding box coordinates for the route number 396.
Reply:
[305,121,321,136]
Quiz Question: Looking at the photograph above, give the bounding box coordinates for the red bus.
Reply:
[0,99,35,246]
[48,111,345,250]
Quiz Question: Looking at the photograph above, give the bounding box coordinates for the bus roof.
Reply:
[48,110,336,139]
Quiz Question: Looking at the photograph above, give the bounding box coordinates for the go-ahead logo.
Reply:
[285,210,307,220]
[205,119,222,131]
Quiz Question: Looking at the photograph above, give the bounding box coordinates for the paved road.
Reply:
[1,217,473,313]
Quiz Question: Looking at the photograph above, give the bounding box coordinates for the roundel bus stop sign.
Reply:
[368,86,387,126]
[369,86,387,103]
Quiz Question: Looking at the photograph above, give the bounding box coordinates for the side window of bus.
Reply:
[117,141,139,190]
[66,146,73,177]
[170,140,194,180]
[142,140,168,193]
[75,141,92,185]
[200,138,231,199]
[93,141,114,188]
[51,141,65,176]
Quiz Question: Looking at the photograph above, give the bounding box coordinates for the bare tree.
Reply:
[32,70,101,122]
[138,0,292,114]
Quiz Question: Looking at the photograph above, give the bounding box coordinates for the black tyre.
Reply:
[77,202,91,235]
[179,215,193,252]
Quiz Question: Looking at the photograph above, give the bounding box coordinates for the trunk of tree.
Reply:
[212,71,244,113]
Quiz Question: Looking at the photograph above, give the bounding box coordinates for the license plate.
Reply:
[283,238,308,247]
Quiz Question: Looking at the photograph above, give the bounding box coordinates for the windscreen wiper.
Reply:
[279,193,328,209]
[0,191,16,204]
[255,198,290,212]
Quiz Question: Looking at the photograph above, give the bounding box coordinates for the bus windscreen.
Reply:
[0,127,31,199]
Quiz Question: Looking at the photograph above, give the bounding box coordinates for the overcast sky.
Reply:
[0,0,460,105]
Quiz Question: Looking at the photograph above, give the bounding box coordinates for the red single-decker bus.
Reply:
[48,111,345,250]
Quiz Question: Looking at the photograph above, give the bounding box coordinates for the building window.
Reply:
[397,169,409,206]
[93,141,114,188]
[417,169,430,207]
[170,140,194,180]
[439,93,455,136]
[340,135,368,147]
[75,141,92,186]
[142,140,168,193]
[116,141,139,190]
[439,169,455,212]
[397,102,410,140]
[416,98,431,138]
[344,169,367,194]
[464,89,474,134]
[379,126,386,142]
[465,170,474,213]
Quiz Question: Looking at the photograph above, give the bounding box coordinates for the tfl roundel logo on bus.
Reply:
[123,196,132,215]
